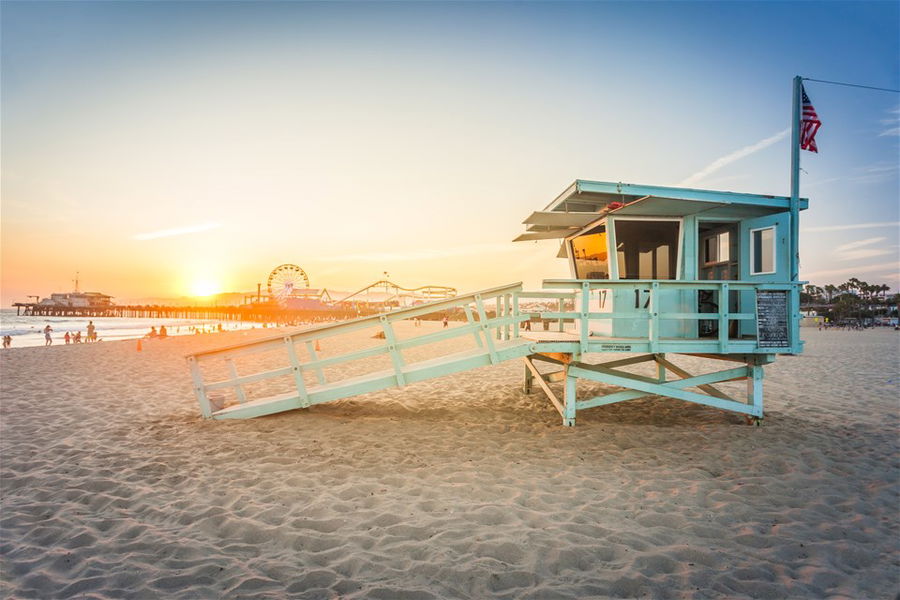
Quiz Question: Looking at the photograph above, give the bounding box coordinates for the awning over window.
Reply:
[513,179,808,242]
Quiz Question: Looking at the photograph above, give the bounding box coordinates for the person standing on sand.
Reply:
[43,325,53,346]
[64,332,71,344]
[442,316,448,328]
[87,321,96,342]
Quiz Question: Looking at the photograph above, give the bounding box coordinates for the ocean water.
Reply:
[0,309,265,348]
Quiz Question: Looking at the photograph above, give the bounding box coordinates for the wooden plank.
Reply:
[532,352,573,364]
[463,304,483,348]
[516,291,576,299]
[305,341,326,384]
[580,282,590,355]
[541,370,566,383]
[718,282,730,354]
[649,281,660,353]
[523,361,533,394]
[523,356,565,418]
[283,338,310,407]
[380,316,406,387]
[212,391,303,420]
[474,295,499,364]
[304,344,388,370]
[188,356,212,419]
[557,297,565,332]
[522,210,598,227]
[591,354,657,369]
[205,366,294,391]
[687,353,776,364]
[569,364,753,414]
[225,358,247,403]
[747,363,764,417]
[654,356,736,401]
[563,367,577,426]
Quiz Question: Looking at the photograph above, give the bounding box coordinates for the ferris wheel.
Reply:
[267,264,310,301]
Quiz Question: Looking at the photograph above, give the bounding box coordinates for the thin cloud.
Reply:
[319,242,521,262]
[134,222,221,241]
[836,248,892,261]
[803,261,900,280]
[849,162,899,185]
[804,161,899,188]
[679,128,790,187]
[879,106,899,137]
[835,237,886,252]
[802,221,900,233]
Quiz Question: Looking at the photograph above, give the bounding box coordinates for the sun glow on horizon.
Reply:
[190,279,222,297]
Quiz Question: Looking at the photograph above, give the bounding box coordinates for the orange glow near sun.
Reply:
[190,280,221,297]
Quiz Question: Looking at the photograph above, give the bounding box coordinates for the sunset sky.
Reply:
[2,1,898,304]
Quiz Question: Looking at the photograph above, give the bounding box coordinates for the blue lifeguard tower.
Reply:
[186,179,805,426]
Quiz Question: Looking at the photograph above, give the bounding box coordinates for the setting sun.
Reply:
[190,280,221,297]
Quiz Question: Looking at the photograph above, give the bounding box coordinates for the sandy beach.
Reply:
[1,325,897,599]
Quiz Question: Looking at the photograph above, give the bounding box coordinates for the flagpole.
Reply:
[789,75,802,350]
[789,75,801,281]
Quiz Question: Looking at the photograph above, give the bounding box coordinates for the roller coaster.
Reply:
[335,280,457,308]
[254,263,456,311]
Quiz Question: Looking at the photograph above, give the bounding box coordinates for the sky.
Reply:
[2,1,898,303]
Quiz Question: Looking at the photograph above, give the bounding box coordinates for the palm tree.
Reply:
[824,284,837,303]
[804,284,818,303]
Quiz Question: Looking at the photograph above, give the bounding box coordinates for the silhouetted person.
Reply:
[43,325,53,346]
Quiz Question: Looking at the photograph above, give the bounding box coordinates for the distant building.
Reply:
[39,291,113,308]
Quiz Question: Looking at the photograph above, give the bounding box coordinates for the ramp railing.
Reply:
[187,282,531,419]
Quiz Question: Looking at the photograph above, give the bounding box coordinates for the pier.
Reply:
[11,302,367,324]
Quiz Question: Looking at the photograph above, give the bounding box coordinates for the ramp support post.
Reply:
[563,365,577,427]
[747,361,764,418]
[523,361,533,394]
[655,353,666,383]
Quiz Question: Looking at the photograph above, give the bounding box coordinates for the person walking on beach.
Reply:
[43,325,53,346]
[87,321,96,342]
[442,316,449,328]
[64,332,71,344]
[2,335,10,348]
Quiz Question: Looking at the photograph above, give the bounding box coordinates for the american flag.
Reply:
[800,84,821,153]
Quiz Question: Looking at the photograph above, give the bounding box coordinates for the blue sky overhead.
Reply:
[2,1,898,301]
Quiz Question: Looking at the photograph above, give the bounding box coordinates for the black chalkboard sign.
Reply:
[756,290,790,348]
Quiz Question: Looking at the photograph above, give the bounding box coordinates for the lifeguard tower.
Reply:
[186,180,805,426]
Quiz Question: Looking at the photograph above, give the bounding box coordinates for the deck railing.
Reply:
[531,279,803,355]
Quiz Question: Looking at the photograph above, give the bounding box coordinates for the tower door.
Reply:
[739,212,790,283]
[738,212,791,337]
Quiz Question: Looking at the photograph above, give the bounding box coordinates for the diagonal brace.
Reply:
[570,364,759,416]
[653,355,735,401]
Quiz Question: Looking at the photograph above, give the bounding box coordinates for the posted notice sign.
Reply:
[755,290,790,348]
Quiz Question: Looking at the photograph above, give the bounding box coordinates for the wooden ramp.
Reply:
[186,283,532,420]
